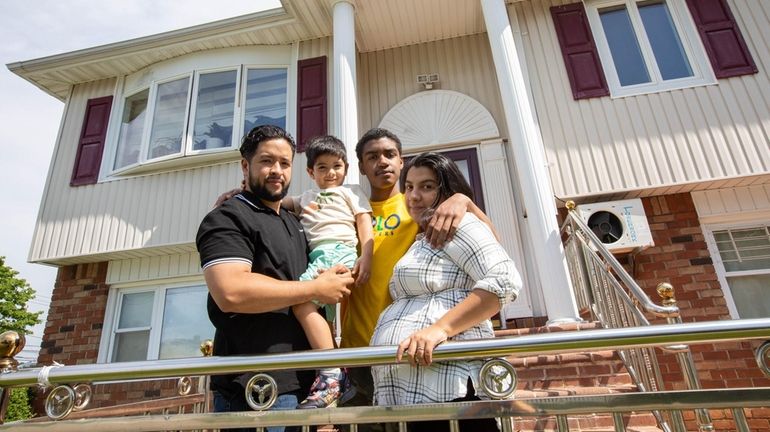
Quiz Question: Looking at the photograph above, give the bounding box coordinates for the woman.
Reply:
[370,152,522,432]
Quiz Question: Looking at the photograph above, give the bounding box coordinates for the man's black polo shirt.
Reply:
[196,190,312,397]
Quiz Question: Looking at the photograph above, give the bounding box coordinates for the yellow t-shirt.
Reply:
[341,193,417,348]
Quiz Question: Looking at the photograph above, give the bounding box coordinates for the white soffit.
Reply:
[354,0,486,52]
[379,90,500,149]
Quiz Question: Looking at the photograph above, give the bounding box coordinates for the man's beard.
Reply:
[248,173,290,203]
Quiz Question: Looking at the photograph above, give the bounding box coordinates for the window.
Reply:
[111,66,288,174]
[585,0,714,97]
[106,284,215,362]
[243,68,288,135]
[708,225,770,319]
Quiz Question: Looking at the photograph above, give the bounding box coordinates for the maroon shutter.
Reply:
[296,56,327,152]
[71,96,112,186]
[685,0,757,79]
[550,2,610,100]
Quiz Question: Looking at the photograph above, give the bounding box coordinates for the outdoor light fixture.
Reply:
[417,73,440,89]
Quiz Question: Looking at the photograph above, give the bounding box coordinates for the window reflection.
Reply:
[243,68,287,135]
[192,70,237,151]
[148,77,190,160]
[114,89,148,170]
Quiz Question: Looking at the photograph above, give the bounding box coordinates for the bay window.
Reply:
[111,65,288,174]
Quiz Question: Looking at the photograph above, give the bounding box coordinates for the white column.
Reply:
[480,0,579,323]
[331,0,359,185]
[331,0,358,345]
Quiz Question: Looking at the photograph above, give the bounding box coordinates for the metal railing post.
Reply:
[657,283,713,431]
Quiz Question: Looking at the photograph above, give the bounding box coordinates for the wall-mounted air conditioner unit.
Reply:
[577,198,654,254]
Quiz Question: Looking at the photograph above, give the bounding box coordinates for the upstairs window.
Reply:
[111,66,287,174]
[584,0,715,97]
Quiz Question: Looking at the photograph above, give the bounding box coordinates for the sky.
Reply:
[0,0,282,363]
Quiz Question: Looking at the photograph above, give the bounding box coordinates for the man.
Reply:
[339,128,492,421]
[196,125,354,432]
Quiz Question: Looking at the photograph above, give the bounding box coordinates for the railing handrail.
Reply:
[563,206,679,318]
[4,388,770,431]
[2,319,769,388]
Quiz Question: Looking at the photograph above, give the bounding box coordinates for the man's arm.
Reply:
[424,194,499,248]
[204,262,353,314]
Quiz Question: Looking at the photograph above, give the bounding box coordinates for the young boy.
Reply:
[283,135,374,409]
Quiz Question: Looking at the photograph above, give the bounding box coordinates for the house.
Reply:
[8,0,769,419]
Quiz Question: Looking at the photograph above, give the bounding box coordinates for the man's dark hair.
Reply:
[355,128,402,162]
[240,125,296,161]
[400,152,474,209]
[305,135,348,169]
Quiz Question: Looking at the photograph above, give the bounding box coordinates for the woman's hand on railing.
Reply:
[396,324,448,366]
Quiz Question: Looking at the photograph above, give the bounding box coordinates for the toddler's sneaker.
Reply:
[297,369,349,409]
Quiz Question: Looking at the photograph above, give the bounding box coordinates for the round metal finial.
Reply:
[479,359,518,400]
[656,282,677,306]
[565,201,576,211]
[756,342,770,378]
[72,383,92,411]
[0,331,26,370]
[245,373,278,411]
[45,385,76,420]
[177,376,192,396]
[200,339,214,357]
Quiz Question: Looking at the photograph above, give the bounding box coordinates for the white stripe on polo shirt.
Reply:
[201,257,253,271]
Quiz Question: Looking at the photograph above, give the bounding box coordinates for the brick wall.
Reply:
[634,194,770,431]
[33,262,200,413]
[38,262,109,366]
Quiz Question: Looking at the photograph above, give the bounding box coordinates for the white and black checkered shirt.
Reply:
[371,213,522,405]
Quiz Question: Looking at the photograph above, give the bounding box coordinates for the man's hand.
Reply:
[424,193,471,248]
[214,188,242,208]
[313,264,353,304]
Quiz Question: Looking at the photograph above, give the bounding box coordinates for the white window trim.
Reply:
[585,0,716,98]
[99,45,298,182]
[186,66,242,157]
[703,220,770,320]
[98,279,212,363]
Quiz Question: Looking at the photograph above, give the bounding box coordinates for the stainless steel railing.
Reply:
[1,319,770,431]
[3,320,769,388]
[560,202,712,431]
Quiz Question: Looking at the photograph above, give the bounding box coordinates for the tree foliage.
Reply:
[4,388,34,422]
[0,257,42,422]
[0,256,42,334]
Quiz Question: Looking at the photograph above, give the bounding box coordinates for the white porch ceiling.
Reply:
[7,0,494,100]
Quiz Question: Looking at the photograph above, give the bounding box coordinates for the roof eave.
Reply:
[6,6,295,99]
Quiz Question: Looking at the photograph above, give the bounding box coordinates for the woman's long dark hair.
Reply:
[400,152,474,210]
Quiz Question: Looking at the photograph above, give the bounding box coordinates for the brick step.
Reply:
[512,412,663,432]
[493,322,638,397]
[317,411,662,432]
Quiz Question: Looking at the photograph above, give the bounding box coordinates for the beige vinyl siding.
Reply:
[357,33,507,138]
[106,251,203,285]
[693,184,770,224]
[30,41,336,264]
[30,78,241,264]
[515,0,770,199]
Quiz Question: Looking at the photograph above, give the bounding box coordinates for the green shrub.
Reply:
[4,387,33,422]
